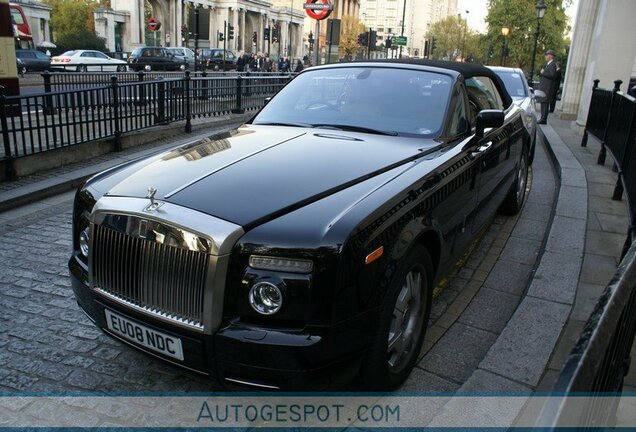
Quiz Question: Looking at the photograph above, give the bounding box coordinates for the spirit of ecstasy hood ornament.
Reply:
[144,187,162,212]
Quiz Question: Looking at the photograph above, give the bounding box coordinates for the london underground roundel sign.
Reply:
[304,0,333,20]
[147,17,161,32]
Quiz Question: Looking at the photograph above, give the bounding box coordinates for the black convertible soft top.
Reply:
[348,59,513,108]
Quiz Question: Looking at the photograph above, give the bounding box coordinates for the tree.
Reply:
[484,0,571,75]
[44,0,99,42]
[338,16,365,60]
[55,30,107,52]
[426,15,465,61]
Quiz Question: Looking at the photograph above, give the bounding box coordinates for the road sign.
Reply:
[147,17,161,32]
[304,0,333,21]
[393,36,407,46]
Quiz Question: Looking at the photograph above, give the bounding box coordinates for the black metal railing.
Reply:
[537,79,636,428]
[0,72,292,180]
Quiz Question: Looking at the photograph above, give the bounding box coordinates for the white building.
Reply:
[558,0,636,125]
[359,0,456,57]
[94,0,305,59]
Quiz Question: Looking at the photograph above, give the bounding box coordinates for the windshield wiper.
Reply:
[310,123,399,136]
[253,121,311,128]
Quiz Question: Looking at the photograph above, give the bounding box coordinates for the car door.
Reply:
[467,76,515,233]
[17,51,36,70]
[93,51,114,71]
[79,51,96,71]
[432,84,482,259]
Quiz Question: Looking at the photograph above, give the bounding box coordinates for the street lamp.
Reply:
[500,24,510,66]
[529,0,547,86]
[461,10,469,61]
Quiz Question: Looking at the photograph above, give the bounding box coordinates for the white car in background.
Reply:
[489,66,537,164]
[51,50,128,72]
[165,47,196,70]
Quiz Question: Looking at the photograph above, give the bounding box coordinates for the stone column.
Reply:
[558,0,600,120]
[240,9,246,52]
[258,13,265,53]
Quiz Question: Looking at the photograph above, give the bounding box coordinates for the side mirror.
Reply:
[476,109,505,137]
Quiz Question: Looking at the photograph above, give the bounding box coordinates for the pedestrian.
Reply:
[549,61,563,113]
[237,54,245,72]
[294,59,304,73]
[538,49,558,124]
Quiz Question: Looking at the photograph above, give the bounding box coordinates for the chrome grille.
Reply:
[91,223,209,330]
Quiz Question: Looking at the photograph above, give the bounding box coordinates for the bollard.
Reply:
[598,80,623,165]
[199,70,209,100]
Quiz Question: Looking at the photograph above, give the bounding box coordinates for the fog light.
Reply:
[79,227,90,258]
[249,282,283,315]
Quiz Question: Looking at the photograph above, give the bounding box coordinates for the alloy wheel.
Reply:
[517,151,528,207]
[387,268,426,372]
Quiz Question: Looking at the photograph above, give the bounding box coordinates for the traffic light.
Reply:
[264,27,270,41]
[369,30,377,49]
[386,37,392,49]
[308,31,314,50]
[358,32,368,46]
[218,31,224,42]
[181,25,187,40]
[487,44,493,58]
[431,37,437,51]
[228,24,234,40]
[252,31,257,44]
[272,26,279,42]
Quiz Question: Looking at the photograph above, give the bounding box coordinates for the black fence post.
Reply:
[233,76,244,114]
[136,71,146,106]
[0,86,17,181]
[110,75,122,151]
[581,79,600,147]
[612,98,636,202]
[156,77,167,124]
[598,80,623,165]
[199,70,208,100]
[42,71,55,115]
[185,70,192,133]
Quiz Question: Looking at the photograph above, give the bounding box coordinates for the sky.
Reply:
[457,0,580,34]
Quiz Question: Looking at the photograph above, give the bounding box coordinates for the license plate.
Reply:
[104,309,184,361]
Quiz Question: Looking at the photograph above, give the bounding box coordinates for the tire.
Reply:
[77,65,87,72]
[358,244,433,390]
[529,128,537,165]
[500,144,529,215]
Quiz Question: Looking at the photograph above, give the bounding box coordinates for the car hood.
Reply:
[101,125,438,227]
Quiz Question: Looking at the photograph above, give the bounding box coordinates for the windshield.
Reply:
[252,67,453,137]
[496,71,527,99]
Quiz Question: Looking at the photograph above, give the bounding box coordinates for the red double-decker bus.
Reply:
[10,3,34,49]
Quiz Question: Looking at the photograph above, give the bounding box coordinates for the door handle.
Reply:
[470,141,492,158]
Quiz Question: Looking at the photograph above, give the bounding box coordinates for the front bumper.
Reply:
[69,256,364,390]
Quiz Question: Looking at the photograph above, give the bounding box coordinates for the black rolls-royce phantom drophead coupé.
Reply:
[69,60,530,390]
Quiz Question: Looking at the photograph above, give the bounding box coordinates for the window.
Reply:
[35,51,49,59]
[171,49,185,56]
[17,51,36,59]
[93,52,109,59]
[465,76,504,111]
[448,87,469,137]
[80,52,94,58]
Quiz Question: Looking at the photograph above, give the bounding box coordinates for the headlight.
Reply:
[249,255,313,273]
[79,227,90,258]
[249,282,283,315]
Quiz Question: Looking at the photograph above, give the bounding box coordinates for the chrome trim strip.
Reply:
[90,196,245,336]
[224,377,280,390]
[95,287,204,332]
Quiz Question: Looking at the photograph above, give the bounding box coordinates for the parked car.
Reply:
[15,49,50,72]
[489,66,537,164]
[127,47,187,72]
[166,47,196,70]
[50,50,127,72]
[198,48,237,71]
[16,58,27,76]
[69,60,529,390]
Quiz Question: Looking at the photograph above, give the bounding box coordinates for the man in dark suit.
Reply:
[549,61,562,113]
[538,49,558,124]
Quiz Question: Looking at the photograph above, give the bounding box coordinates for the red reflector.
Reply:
[365,246,384,265]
